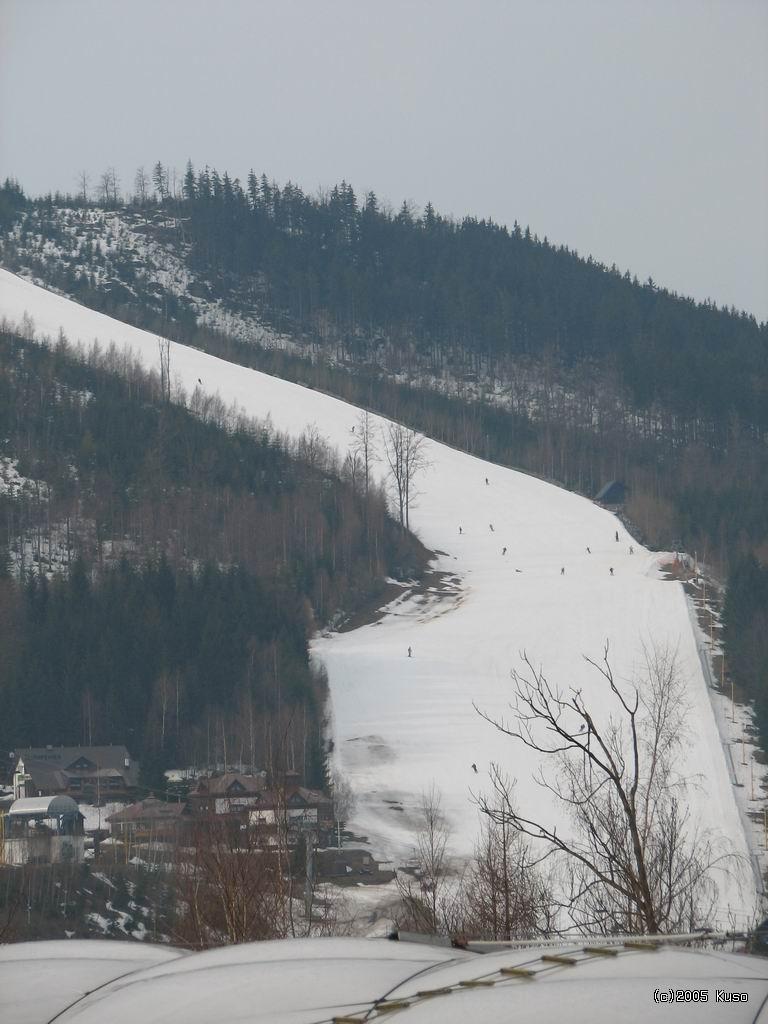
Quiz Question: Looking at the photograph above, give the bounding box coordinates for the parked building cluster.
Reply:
[0,744,335,867]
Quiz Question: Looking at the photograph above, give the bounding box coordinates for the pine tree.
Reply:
[182,160,196,203]
[152,162,168,202]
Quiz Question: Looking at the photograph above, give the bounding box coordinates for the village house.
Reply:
[12,745,140,803]
[189,773,334,846]
[106,796,189,843]
[188,772,268,816]
[248,787,334,832]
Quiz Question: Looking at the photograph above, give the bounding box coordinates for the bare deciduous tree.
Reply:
[330,769,355,850]
[382,422,428,530]
[134,166,150,205]
[172,816,286,948]
[476,643,731,934]
[76,170,90,204]
[463,770,554,940]
[396,785,453,933]
[158,337,171,403]
[98,167,120,206]
[296,423,330,471]
[351,411,378,501]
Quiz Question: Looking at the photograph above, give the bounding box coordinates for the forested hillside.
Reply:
[175,169,766,430]
[0,326,425,786]
[1,168,767,749]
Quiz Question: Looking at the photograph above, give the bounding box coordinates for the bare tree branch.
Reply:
[475,642,735,934]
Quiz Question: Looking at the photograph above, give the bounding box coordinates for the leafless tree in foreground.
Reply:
[172,817,287,948]
[462,771,555,940]
[476,643,734,934]
[395,785,456,933]
[330,769,356,849]
[382,422,428,530]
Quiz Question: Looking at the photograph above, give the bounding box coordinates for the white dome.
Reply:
[2,937,766,1023]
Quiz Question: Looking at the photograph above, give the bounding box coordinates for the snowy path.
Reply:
[0,268,758,926]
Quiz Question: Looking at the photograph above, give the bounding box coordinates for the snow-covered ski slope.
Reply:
[0,269,756,925]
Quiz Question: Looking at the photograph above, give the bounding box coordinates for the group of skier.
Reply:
[409,478,637,661]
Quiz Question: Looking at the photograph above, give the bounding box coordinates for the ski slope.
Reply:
[0,269,757,926]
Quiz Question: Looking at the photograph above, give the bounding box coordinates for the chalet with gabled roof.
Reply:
[106,796,189,841]
[188,773,333,845]
[188,772,268,816]
[12,745,139,802]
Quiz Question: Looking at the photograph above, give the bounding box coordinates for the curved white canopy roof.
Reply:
[2,937,767,1023]
[8,795,82,817]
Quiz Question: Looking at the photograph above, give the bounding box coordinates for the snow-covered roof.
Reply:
[1,937,766,1023]
[8,795,81,817]
[0,940,185,1024]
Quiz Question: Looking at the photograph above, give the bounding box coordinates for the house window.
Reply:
[108,777,122,789]
[69,778,82,790]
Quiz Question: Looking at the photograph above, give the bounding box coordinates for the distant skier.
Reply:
[407,646,412,658]
[489,523,494,532]
[615,530,619,542]
[502,547,507,556]
[198,378,203,385]
[586,546,591,554]
[561,567,565,575]
[515,568,522,573]
[629,545,634,555]
[609,567,614,576]
[471,763,478,774]
[459,526,463,535]
[351,425,355,433]
[485,477,489,486]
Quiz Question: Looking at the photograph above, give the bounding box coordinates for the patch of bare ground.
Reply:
[336,563,463,634]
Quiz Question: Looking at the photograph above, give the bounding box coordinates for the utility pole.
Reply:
[304,826,317,921]
[731,674,736,723]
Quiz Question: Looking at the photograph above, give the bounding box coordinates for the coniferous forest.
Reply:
[0,327,426,787]
[1,167,767,749]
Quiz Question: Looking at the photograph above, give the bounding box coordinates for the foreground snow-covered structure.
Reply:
[0,268,760,926]
[2,936,767,1023]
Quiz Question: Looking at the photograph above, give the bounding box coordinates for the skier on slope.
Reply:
[502,547,507,555]
[407,646,412,658]
[471,763,478,773]
[489,523,494,532]
[561,567,566,575]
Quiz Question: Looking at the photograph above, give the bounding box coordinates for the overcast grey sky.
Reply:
[1,0,766,320]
